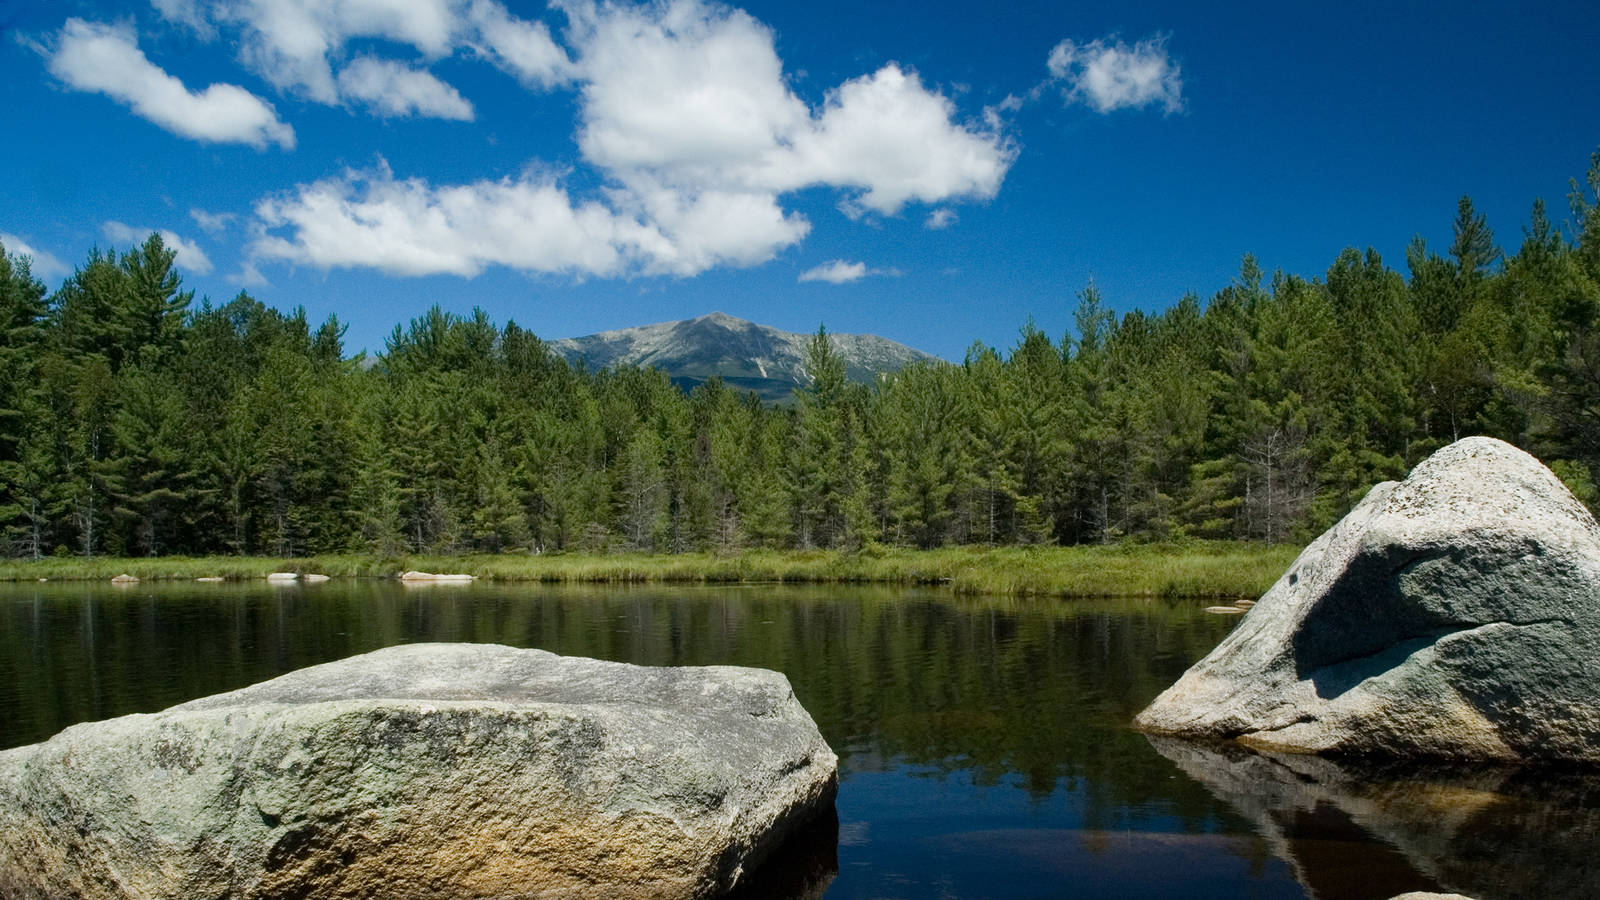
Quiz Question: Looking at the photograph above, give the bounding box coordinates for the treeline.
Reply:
[4,151,1600,558]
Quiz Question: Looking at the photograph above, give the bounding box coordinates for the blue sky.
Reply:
[3,0,1598,361]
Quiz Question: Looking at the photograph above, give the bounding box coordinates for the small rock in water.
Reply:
[195,576,224,583]
[0,643,837,899]
[108,574,137,584]
[1138,437,1600,763]
[264,572,298,583]
[302,573,330,583]
[399,570,475,583]
[1205,606,1246,615]
[1234,599,1256,608]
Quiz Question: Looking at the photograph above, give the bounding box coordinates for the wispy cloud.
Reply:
[47,19,294,149]
[1046,35,1183,114]
[798,259,900,284]
[103,221,215,274]
[190,208,236,234]
[925,208,957,229]
[153,0,565,113]
[464,0,573,89]
[1,233,68,280]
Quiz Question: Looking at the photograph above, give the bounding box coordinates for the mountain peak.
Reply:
[548,314,934,403]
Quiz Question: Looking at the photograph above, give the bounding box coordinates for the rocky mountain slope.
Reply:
[547,312,936,402]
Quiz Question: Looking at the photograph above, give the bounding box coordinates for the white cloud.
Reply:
[337,56,474,120]
[464,0,572,88]
[229,260,271,288]
[103,221,215,274]
[245,0,1012,282]
[926,208,957,229]
[251,162,659,277]
[48,19,294,149]
[190,208,236,234]
[567,2,1012,214]
[1047,35,1183,114]
[798,259,899,284]
[1,233,69,280]
[151,0,217,39]
[607,174,810,275]
[250,161,813,278]
[195,0,461,104]
[156,0,562,115]
[788,64,1012,214]
[569,0,808,186]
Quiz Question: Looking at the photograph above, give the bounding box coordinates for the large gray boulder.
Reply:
[1137,436,1600,761]
[0,644,838,899]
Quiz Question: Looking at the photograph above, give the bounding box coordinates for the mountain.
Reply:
[547,312,937,403]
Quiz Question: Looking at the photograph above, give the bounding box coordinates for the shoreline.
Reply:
[0,542,1297,599]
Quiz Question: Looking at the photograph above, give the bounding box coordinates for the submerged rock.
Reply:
[1137,437,1600,762]
[108,573,137,584]
[0,644,838,899]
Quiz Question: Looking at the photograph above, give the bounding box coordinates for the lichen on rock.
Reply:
[0,643,838,899]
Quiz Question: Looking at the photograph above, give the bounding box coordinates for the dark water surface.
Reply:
[2,580,1595,899]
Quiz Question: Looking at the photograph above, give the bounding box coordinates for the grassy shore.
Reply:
[0,542,1299,599]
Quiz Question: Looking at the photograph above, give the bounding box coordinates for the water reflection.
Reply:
[1148,735,1600,900]
[26,581,1591,897]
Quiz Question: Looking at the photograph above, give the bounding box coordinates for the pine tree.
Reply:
[616,427,668,550]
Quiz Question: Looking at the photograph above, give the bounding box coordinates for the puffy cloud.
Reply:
[47,19,294,149]
[1046,35,1183,114]
[789,64,1011,214]
[103,221,216,274]
[798,260,899,284]
[0,233,69,280]
[234,0,1011,281]
[607,174,810,275]
[336,56,474,119]
[567,1,1012,213]
[250,162,656,277]
[569,0,808,177]
[250,162,809,278]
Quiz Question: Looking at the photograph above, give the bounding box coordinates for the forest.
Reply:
[3,149,1599,560]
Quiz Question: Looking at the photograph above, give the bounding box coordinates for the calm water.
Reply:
[2,580,1596,899]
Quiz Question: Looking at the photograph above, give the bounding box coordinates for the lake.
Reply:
[2,580,1594,899]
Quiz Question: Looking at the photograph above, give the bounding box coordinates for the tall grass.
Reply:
[0,542,1299,599]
